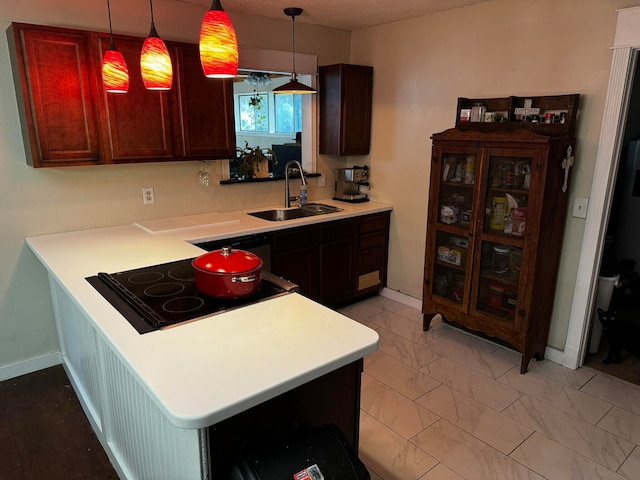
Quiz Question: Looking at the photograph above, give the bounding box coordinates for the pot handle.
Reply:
[231,274,257,283]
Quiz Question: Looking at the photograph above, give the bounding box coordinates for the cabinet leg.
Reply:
[423,313,437,331]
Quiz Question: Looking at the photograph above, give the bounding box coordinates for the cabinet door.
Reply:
[468,147,540,339]
[357,213,390,296]
[319,219,357,306]
[271,225,320,299]
[9,24,101,167]
[423,146,479,315]
[172,45,235,159]
[319,64,373,156]
[98,35,174,162]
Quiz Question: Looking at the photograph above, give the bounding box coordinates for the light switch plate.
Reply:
[318,174,326,187]
[572,197,588,218]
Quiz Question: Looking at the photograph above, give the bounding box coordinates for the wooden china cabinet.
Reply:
[422,96,578,373]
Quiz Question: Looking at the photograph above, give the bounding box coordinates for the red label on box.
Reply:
[294,464,324,480]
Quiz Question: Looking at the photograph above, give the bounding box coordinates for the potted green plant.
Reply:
[235,142,278,179]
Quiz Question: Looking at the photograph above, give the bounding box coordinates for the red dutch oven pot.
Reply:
[192,247,263,299]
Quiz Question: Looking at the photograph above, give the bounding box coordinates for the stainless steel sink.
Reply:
[248,203,343,222]
[301,203,343,214]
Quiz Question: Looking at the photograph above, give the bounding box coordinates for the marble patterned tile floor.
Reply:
[338,296,640,480]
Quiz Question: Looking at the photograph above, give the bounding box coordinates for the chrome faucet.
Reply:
[284,160,308,208]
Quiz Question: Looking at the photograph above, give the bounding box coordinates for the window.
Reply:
[238,94,268,132]
[275,94,303,133]
[235,92,302,134]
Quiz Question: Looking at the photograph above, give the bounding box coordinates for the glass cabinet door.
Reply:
[426,150,478,309]
[432,230,469,305]
[438,153,477,227]
[473,152,532,321]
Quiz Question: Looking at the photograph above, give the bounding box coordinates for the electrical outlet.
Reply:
[572,197,588,218]
[318,173,326,187]
[143,187,155,205]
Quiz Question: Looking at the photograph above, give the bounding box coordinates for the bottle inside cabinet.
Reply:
[485,155,531,237]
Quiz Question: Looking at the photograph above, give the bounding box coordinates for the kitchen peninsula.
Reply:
[26,199,390,480]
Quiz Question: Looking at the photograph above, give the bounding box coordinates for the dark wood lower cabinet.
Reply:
[208,360,363,478]
[271,212,390,307]
[319,219,358,306]
[272,224,321,299]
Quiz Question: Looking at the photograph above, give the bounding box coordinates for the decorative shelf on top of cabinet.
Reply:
[456,94,579,136]
[422,127,576,373]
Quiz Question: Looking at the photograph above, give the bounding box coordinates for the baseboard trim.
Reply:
[379,287,422,311]
[544,344,565,367]
[0,351,62,381]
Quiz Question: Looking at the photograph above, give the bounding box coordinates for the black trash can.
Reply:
[228,424,370,480]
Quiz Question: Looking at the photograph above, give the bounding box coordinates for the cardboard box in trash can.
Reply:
[227,424,370,480]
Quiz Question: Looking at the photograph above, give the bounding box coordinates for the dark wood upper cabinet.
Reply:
[319,64,373,156]
[8,24,102,167]
[172,45,236,160]
[97,34,174,163]
[8,23,236,167]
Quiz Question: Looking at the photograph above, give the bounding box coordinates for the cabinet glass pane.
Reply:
[484,155,531,236]
[438,154,476,225]
[432,231,468,304]
[475,241,522,320]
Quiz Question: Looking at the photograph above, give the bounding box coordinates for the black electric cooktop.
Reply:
[87,258,297,334]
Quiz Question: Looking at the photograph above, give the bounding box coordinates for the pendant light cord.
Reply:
[149,0,156,29]
[291,14,296,77]
[106,0,114,37]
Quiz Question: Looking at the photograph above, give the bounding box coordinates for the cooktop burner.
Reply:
[86,258,297,334]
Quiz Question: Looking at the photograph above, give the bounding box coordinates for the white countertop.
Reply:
[27,199,390,429]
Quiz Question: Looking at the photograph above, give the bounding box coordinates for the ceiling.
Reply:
[176,0,495,31]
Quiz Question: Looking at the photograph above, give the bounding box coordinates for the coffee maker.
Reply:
[333,166,369,202]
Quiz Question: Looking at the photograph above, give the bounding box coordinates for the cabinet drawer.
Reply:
[360,231,386,250]
[359,247,385,273]
[322,219,357,243]
[359,213,389,234]
[272,225,320,252]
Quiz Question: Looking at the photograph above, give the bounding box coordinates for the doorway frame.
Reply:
[562,6,640,369]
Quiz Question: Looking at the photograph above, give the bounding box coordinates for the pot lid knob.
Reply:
[221,246,233,257]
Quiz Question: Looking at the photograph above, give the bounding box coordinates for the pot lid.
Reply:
[193,247,262,273]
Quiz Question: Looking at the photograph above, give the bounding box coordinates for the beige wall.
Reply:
[0,0,350,371]
[351,0,640,349]
[2,0,640,373]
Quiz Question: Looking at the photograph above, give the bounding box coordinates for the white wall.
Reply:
[350,0,640,349]
[0,0,350,373]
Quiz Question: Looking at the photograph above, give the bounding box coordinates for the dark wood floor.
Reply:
[0,365,119,480]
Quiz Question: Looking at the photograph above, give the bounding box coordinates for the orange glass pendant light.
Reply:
[140,0,173,90]
[102,0,129,93]
[199,0,238,78]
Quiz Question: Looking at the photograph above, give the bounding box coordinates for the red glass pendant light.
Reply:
[101,0,129,93]
[199,0,238,78]
[140,0,173,90]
